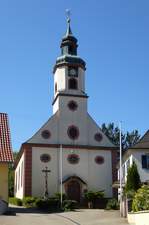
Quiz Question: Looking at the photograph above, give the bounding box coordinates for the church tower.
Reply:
[53,18,87,114]
[14,18,118,201]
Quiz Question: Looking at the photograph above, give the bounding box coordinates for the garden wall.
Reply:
[128,211,149,225]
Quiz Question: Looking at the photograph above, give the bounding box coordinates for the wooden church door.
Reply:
[67,180,80,202]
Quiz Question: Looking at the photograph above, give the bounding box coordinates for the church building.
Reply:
[15,18,118,202]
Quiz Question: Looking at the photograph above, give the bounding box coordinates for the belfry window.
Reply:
[55,83,57,93]
[68,78,78,90]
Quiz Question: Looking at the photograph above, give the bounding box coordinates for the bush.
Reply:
[9,197,22,206]
[84,190,104,202]
[95,191,104,199]
[106,198,119,210]
[84,190,104,209]
[62,200,77,211]
[132,185,149,212]
[22,197,37,208]
[54,192,67,201]
[35,198,60,211]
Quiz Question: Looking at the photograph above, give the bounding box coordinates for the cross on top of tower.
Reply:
[65,9,73,37]
[66,9,71,23]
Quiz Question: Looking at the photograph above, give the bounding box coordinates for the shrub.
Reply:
[84,190,104,202]
[125,162,141,195]
[54,192,67,201]
[95,191,104,199]
[106,198,119,210]
[35,198,49,209]
[132,185,149,212]
[35,198,59,210]
[22,197,37,208]
[9,197,22,206]
[62,200,77,211]
[84,190,104,208]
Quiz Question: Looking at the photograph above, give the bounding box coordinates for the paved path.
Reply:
[0,208,129,225]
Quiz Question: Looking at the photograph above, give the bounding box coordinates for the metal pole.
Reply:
[60,144,63,207]
[119,121,123,216]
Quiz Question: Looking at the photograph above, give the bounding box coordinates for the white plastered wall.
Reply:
[133,150,149,182]
[15,153,25,199]
[32,147,113,198]
[32,147,59,197]
[54,67,66,95]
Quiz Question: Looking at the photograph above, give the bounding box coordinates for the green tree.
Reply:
[125,162,141,197]
[101,123,140,150]
[8,151,18,197]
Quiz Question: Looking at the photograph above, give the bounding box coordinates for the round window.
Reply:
[41,130,51,139]
[40,154,51,163]
[95,156,104,164]
[94,132,103,142]
[68,101,78,111]
[67,154,80,164]
[67,126,79,140]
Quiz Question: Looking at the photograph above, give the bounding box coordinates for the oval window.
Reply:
[40,154,51,163]
[68,101,78,111]
[95,156,104,165]
[41,130,51,139]
[67,126,79,140]
[67,154,80,164]
[94,133,103,142]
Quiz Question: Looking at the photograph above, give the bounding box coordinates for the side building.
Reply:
[0,113,13,214]
[15,19,118,202]
[117,130,149,187]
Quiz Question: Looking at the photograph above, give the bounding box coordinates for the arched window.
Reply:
[55,83,57,93]
[68,78,78,90]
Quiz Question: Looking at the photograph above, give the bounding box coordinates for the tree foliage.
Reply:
[8,151,18,197]
[101,123,140,150]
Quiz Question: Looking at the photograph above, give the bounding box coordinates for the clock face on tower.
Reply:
[68,67,78,77]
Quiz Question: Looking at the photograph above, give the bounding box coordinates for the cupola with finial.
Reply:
[53,12,86,73]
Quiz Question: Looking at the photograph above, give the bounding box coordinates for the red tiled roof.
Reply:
[0,113,13,162]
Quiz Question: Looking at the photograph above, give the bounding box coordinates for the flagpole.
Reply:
[119,121,122,216]
[60,144,63,207]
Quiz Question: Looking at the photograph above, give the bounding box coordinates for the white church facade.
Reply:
[15,19,118,202]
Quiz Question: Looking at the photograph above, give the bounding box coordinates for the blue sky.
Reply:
[0,0,149,150]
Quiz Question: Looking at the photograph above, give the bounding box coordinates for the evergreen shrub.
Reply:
[125,162,141,195]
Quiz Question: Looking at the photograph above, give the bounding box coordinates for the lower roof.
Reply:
[0,113,13,163]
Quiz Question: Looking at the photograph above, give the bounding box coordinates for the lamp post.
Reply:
[60,144,63,207]
[119,121,123,216]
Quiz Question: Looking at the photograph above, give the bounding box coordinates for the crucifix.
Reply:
[42,166,51,199]
[66,9,71,22]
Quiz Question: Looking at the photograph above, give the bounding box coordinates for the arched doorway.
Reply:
[67,180,80,202]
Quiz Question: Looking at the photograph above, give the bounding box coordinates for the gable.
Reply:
[26,111,116,149]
